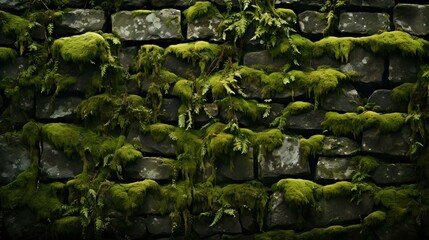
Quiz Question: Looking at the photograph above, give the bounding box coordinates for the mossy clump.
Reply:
[52,216,82,238]
[253,128,284,153]
[271,101,314,130]
[183,1,222,23]
[391,82,415,104]
[272,178,321,208]
[315,181,355,200]
[0,10,32,55]
[297,224,362,240]
[132,44,165,77]
[51,32,114,65]
[363,210,386,228]
[21,121,43,148]
[148,123,176,143]
[217,96,271,122]
[352,155,379,182]
[0,47,17,63]
[300,134,325,159]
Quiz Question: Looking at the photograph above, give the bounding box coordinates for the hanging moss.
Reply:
[217,96,270,122]
[391,82,415,104]
[183,1,223,23]
[0,47,17,63]
[272,178,320,208]
[271,101,314,130]
[314,36,355,62]
[51,32,114,65]
[0,10,32,55]
[132,44,165,76]
[300,134,325,159]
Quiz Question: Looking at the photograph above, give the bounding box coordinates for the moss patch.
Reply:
[271,101,314,130]
[0,47,17,63]
[0,10,32,55]
[272,178,320,208]
[183,1,222,23]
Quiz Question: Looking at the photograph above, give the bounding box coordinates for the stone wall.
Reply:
[1,0,429,239]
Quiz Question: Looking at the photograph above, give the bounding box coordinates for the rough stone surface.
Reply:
[346,0,395,9]
[193,214,242,238]
[340,47,385,84]
[389,51,421,84]
[123,157,175,181]
[362,126,411,157]
[375,217,421,240]
[259,136,311,181]
[127,129,176,156]
[217,148,254,182]
[0,0,29,10]
[394,4,429,36]
[371,163,417,185]
[315,157,355,181]
[150,0,195,8]
[57,61,99,94]
[314,192,373,227]
[367,89,408,113]
[0,57,28,80]
[35,96,81,120]
[120,46,139,72]
[320,136,360,156]
[338,12,390,35]
[240,208,259,233]
[298,11,328,35]
[164,54,200,79]
[160,98,180,122]
[55,9,106,35]
[40,142,82,180]
[286,110,326,132]
[0,134,31,185]
[187,15,222,41]
[112,10,183,41]
[321,84,362,112]
[121,0,148,9]
[266,191,297,229]
[243,50,288,71]
[145,215,173,236]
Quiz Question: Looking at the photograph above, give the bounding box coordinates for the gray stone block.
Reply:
[298,11,328,35]
[338,12,390,35]
[315,157,355,181]
[55,9,106,35]
[243,50,288,71]
[394,4,429,36]
[346,0,395,9]
[112,10,183,41]
[217,148,254,182]
[127,129,176,156]
[340,47,384,84]
[35,96,81,120]
[0,134,31,185]
[0,0,29,10]
[193,214,242,238]
[146,215,173,236]
[371,163,416,185]
[0,57,28,80]
[160,98,180,122]
[120,46,138,72]
[362,126,411,157]
[321,83,362,112]
[40,142,82,180]
[367,89,408,113]
[320,136,360,156]
[389,51,421,84]
[266,191,297,229]
[123,157,175,181]
[286,110,326,131]
[163,54,200,79]
[240,208,259,233]
[375,217,420,240]
[187,15,222,41]
[259,136,311,181]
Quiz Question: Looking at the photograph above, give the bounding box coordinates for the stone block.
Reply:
[193,214,242,238]
[320,136,360,156]
[321,83,362,112]
[150,0,195,8]
[163,54,200,79]
[394,4,429,36]
[40,142,82,180]
[298,11,328,35]
[362,126,411,157]
[187,15,222,41]
[0,0,29,11]
[367,89,408,113]
[217,148,254,182]
[0,134,31,185]
[240,208,259,233]
[243,50,288,71]
[160,98,180,122]
[338,12,390,35]
[112,10,183,41]
[55,9,106,35]
[266,191,297,229]
[0,56,28,80]
[121,0,148,9]
[340,47,384,84]
[346,0,395,9]
[389,51,421,84]
[146,215,173,236]
[120,46,138,73]
[4,208,45,240]
[371,163,417,185]
[57,61,100,94]
[123,157,175,181]
[315,157,355,181]
[259,136,311,181]
[127,129,176,156]
[286,110,326,132]
[35,96,81,120]
[374,217,420,240]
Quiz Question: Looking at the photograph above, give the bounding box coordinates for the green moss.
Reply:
[132,44,165,76]
[391,83,415,104]
[271,101,314,130]
[0,47,17,63]
[363,211,386,227]
[300,134,325,159]
[315,181,355,200]
[148,123,176,143]
[52,216,82,237]
[314,36,355,62]
[272,178,320,208]
[172,79,194,103]
[51,32,114,65]
[0,11,32,55]
[297,224,362,240]
[253,129,284,153]
[183,1,222,23]
[217,96,270,121]
[271,34,314,59]
[254,230,297,240]
[352,155,379,176]
[22,121,43,148]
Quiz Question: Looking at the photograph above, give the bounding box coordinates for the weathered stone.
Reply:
[55,9,106,35]
[240,208,259,233]
[298,11,328,35]
[346,0,395,9]
[3,208,46,240]
[35,96,81,120]
[217,148,254,182]
[321,84,362,112]
[371,163,417,185]
[150,0,195,7]
[127,129,176,156]
[145,215,173,236]
[286,110,326,132]
[57,61,99,94]
[266,191,297,229]
[120,46,138,72]
[164,54,200,79]
[275,0,324,7]
[112,10,183,41]
[389,51,421,84]
[320,136,360,156]
[367,89,408,113]
[374,217,421,240]
[0,134,31,185]
[0,0,30,11]
[315,157,355,181]
[0,57,28,80]
[30,23,46,41]
[40,142,82,180]
[123,157,175,181]
[338,12,390,35]
[160,98,180,122]
[308,55,342,69]
[394,4,429,36]
[340,47,385,84]
[193,214,242,238]
[139,191,172,214]
[243,50,288,71]
[362,126,411,157]
[187,15,222,41]
[259,136,311,182]
[121,0,148,9]
[314,192,373,227]
[126,217,148,240]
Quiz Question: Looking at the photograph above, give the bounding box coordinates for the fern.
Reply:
[209,206,237,227]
